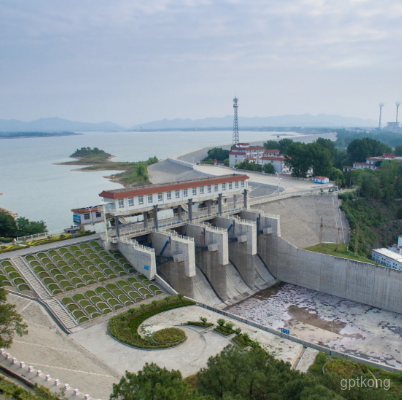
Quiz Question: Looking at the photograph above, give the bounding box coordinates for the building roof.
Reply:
[264,149,280,153]
[229,151,246,156]
[244,157,256,161]
[353,162,369,166]
[72,206,101,214]
[245,146,265,151]
[261,156,285,161]
[314,176,329,180]
[372,248,402,262]
[99,174,250,200]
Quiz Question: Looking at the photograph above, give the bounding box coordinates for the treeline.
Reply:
[202,148,229,165]
[70,147,111,159]
[336,130,402,149]
[116,156,158,185]
[0,211,47,239]
[111,346,402,400]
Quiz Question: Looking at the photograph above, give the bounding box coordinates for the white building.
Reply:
[229,143,266,167]
[71,206,104,227]
[100,174,249,216]
[344,153,402,172]
[371,248,402,271]
[314,176,330,184]
[260,156,286,173]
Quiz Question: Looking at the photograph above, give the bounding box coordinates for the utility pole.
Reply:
[319,217,323,248]
[336,227,340,252]
[354,223,359,257]
[232,97,239,145]
[379,103,384,129]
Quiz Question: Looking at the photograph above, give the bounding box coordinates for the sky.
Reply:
[0,0,401,127]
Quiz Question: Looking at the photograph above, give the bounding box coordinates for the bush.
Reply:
[153,328,186,344]
[108,297,195,349]
[217,318,225,327]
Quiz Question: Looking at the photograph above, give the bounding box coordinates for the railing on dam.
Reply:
[101,205,243,240]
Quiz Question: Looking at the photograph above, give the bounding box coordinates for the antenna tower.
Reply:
[232,97,239,145]
[396,102,401,123]
[379,103,384,129]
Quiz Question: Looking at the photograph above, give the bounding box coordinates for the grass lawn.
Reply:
[304,243,378,265]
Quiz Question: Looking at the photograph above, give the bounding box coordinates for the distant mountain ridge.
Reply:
[0,117,122,132]
[131,114,377,130]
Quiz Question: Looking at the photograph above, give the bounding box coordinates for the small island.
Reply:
[58,147,158,186]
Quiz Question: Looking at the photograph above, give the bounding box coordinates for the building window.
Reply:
[138,196,144,205]
[84,213,90,220]
[184,189,188,197]
[229,182,232,190]
[148,194,153,204]
[158,193,162,202]
[192,187,197,196]
[167,191,171,200]
[118,199,124,208]
[214,184,218,192]
[208,185,211,193]
[241,180,245,187]
[222,183,226,190]
[128,197,134,207]
[200,186,204,194]
[235,181,239,188]
[95,211,101,218]
[175,190,180,199]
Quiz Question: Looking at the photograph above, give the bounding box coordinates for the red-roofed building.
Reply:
[229,143,266,166]
[99,174,249,216]
[314,176,330,184]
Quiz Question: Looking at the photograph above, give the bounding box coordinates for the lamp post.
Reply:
[275,173,282,194]
[100,201,108,242]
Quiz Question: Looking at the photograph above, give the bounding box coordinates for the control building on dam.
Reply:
[94,174,402,314]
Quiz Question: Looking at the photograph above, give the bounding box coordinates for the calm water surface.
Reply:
[0,130,295,231]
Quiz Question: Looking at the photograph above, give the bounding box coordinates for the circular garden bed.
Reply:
[108,295,194,349]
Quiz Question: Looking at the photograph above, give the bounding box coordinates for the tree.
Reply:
[16,217,47,237]
[316,138,336,159]
[309,142,333,177]
[0,211,17,238]
[329,168,344,187]
[206,148,229,162]
[262,163,275,174]
[263,140,278,150]
[0,285,28,348]
[111,363,204,400]
[347,138,392,163]
[394,145,402,156]
[284,142,312,177]
[278,138,293,154]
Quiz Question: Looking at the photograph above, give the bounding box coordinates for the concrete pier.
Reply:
[215,216,257,288]
[152,231,196,298]
[186,223,229,300]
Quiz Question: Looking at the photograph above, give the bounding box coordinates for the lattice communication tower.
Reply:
[232,97,239,145]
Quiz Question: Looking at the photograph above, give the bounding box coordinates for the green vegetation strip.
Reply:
[305,243,378,264]
[108,296,194,349]
[153,327,186,345]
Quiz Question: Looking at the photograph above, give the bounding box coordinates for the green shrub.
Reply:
[73,293,85,301]
[96,286,107,294]
[102,293,113,301]
[44,278,55,285]
[18,284,30,291]
[108,298,194,349]
[153,328,186,344]
[97,302,110,310]
[78,317,89,323]
[79,300,91,307]
[67,304,79,312]
[85,306,98,314]
[8,272,21,279]
[13,278,25,285]
[62,297,73,305]
[217,318,225,327]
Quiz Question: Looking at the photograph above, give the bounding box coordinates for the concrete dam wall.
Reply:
[253,213,402,314]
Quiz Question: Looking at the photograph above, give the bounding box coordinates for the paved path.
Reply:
[71,305,304,378]
[4,294,119,399]
[0,234,99,260]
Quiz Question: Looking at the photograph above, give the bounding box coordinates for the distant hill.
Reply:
[0,117,122,132]
[131,114,377,130]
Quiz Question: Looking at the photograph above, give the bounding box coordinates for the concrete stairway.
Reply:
[42,298,77,330]
[11,256,77,331]
[11,256,50,299]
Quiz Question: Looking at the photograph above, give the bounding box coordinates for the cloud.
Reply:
[0,0,401,124]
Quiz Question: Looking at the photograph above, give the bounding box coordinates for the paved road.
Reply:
[193,164,327,193]
[0,234,100,260]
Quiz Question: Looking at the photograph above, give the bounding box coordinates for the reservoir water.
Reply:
[0,130,297,231]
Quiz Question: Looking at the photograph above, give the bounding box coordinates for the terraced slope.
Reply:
[62,275,162,323]
[20,240,164,324]
[0,259,30,292]
[23,241,138,295]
